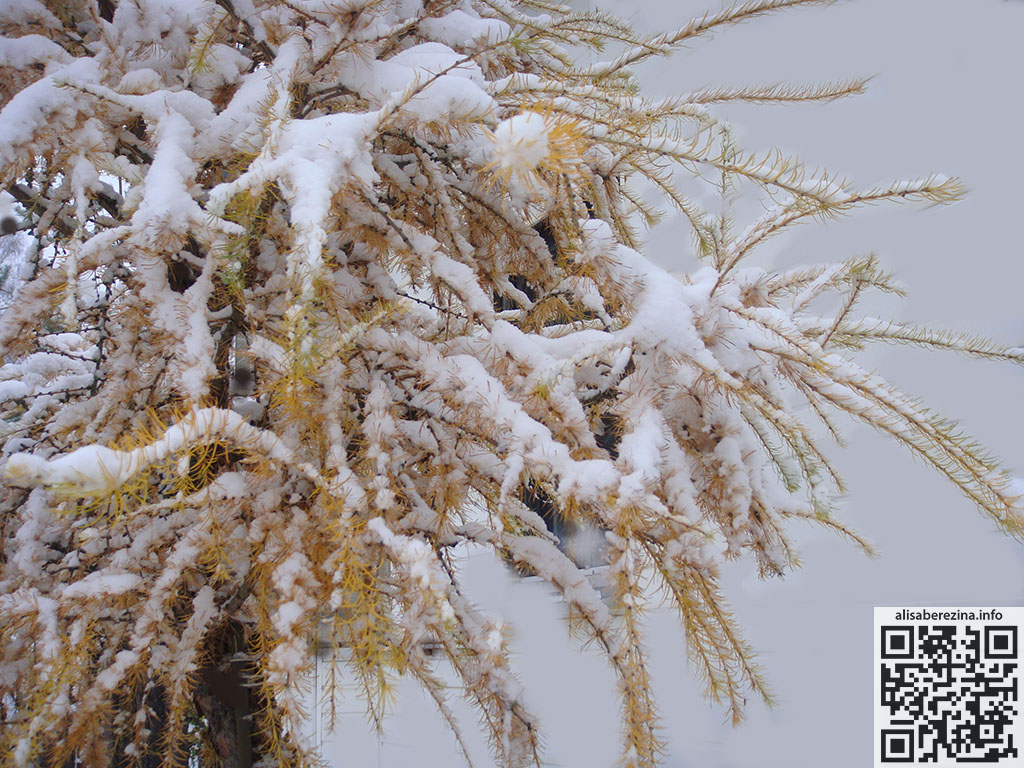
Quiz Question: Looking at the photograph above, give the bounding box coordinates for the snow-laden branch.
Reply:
[4,407,297,494]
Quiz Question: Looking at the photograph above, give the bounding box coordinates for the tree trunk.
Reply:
[195,622,253,768]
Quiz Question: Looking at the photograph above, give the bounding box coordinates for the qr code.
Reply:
[875,608,1024,766]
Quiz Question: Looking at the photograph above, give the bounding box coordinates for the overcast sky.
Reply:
[317,2,1024,766]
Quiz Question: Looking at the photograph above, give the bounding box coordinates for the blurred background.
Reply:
[307,1,1024,765]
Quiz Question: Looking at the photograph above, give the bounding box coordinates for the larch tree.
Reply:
[0,0,1021,766]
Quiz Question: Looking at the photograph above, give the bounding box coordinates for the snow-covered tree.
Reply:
[1,0,1022,766]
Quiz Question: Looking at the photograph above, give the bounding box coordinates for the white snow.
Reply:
[489,112,551,177]
[417,10,511,48]
[62,572,142,600]
[0,35,70,69]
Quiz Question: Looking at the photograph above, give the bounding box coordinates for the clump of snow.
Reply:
[337,41,495,124]
[0,1,61,30]
[209,472,249,499]
[5,445,134,493]
[62,572,142,600]
[490,112,551,177]
[418,9,511,48]
[0,35,70,69]
[116,68,163,95]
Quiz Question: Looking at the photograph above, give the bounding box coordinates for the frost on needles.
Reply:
[0,0,1022,767]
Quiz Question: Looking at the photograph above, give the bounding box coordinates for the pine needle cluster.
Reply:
[0,0,1021,766]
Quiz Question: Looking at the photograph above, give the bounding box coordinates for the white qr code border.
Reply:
[874,607,1024,767]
